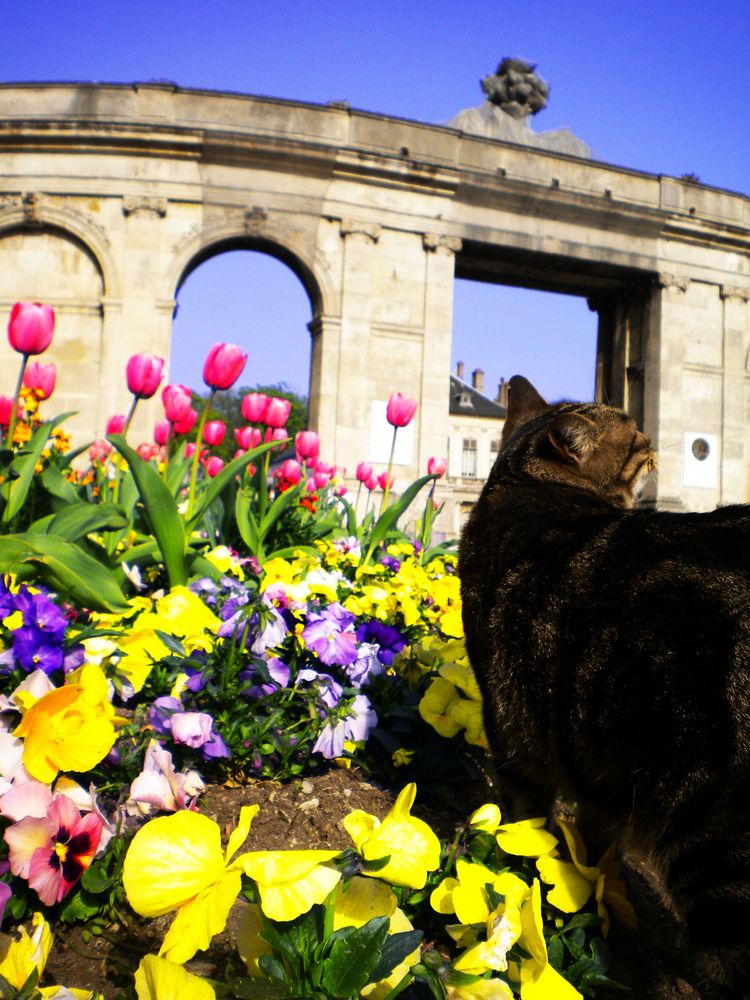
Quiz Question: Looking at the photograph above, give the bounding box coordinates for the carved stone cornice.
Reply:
[422,233,462,254]
[339,219,381,243]
[122,195,167,218]
[720,285,750,302]
[655,272,690,292]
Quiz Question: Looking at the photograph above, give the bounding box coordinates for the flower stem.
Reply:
[6,353,29,448]
[121,395,139,437]
[379,425,398,515]
[187,389,215,518]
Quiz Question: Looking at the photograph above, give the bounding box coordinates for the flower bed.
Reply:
[0,303,639,999]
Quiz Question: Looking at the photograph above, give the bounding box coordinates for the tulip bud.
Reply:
[153,420,170,446]
[356,461,373,483]
[377,470,395,490]
[173,407,198,435]
[241,392,269,423]
[313,470,330,490]
[365,474,378,492]
[386,392,417,428]
[23,361,56,400]
[203,342,247,391]
[162,383,192,422]
[265,397,292,429]
[8,302,55,355]
[106,414,126,435]
[0,395,17,427]
[295,430,320,462]
[235,425,262,451]
[427,456,447,478]
[278,459,302,485]
[204,455,225,477]
[126,353,164,399]
[203,420,226,446]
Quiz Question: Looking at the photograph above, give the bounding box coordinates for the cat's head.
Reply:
[493,375,656,509]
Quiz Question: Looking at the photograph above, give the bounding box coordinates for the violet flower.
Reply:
[302,603,358,666]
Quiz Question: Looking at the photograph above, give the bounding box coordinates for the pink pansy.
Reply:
[203,420,226,446]
[127,741,205,816]
[264,397,292,429]
[161,383,192,422]
[126,353,164,399]
[5,794,103,905]
[386,391,417,428]
[9,669,55,709]
[241,392,269,423]
[203,342,248,390]
[170,712,214,749]
[0,780,53,822]
[22,361,56,400]
[105,414,126,435]
[8,302,55,355]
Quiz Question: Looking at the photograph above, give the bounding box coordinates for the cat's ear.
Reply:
[501,376,548,442]
[547,413,598,466]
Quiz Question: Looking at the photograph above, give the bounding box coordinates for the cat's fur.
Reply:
[459,375,750,997]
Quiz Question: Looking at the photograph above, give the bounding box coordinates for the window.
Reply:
[462,438,477,478]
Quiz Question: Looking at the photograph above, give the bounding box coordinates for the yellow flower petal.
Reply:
[0,912,52,989]
[333,876,397,930]
[123,812,226,917]
[430,877,459,915]
[469,804,502,833]
[134,953,214,1000]
[238,850,341,921]
[496,818,558,858]
[225,804,259,865]
[236,903,273,976]
[536,857,593,913]
[159,870,242,964]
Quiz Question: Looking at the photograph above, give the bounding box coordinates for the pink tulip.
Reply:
[203,342,247,391]
[378,470,395,490]
[23,362,56,400]
[137,443,156,461]
[427,456,447,478]
[295,431,320,462]
[185,442,197,458]
[313,470,330,490]
[356,462,373,483]
[365,474,378,492]
[204,455,225,477]
[126,353,164,399]
[235,425,262,451]
[106,414,126,435]
[305,477,316,493]
[265,397,292,429]
[0,395,17,427]
[8,302,55,356]
[162,383,192,422]
[173,407,198,435]
[278,459,302,485]
[203,420,226,446]
[88,438,111,462]
[153,420,170,446]
[241,392,269,423]
[386,392,417,428]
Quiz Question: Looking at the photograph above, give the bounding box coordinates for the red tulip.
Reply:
[126,353,164,399]
[162,383,192,422]
[106,414,126,435]
[265,397,292,429]
[278,459,302,485]
[378,470,395,490]
[386,392,417,428]
[295,431,320,462]
[153,420,170,446]
[241,392,269,423]
[8,302,55,355]
[204,455,225,477]
[203,420,226,446]
[0,395,17,427]
[203,342,247,391]
[427,456,447,478]
[356,462,373,483]
[23,361,56,400]
[172,407,198,435]
[235,426,262,451]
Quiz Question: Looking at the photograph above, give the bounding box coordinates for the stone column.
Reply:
[721,285,750,503]
[307,314,342,454]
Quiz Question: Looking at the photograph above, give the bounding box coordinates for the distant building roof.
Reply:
[449,374,507,419]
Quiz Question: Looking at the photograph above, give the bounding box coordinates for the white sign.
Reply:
[683,432,718,489]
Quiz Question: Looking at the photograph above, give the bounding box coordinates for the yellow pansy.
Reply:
[123,805,258,963]
[418,677,464,738]
[134,954,214,1000]
[432,861,529,928]
[236,849,341,922]
[13,681,117,783]
[0,912,52,990]
[66,662,127,726]
[469,803,502,834]
[236,903,273,976]
[448,697,488,749]
[453,873,529,975]
[343,783,441,890]
[515,880,583,999]
[204,545,243,578]
[439,606,464,638]
[446,978,513,999]
[495,818,558,858]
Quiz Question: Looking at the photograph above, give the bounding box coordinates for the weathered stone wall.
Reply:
[0,83,747,511]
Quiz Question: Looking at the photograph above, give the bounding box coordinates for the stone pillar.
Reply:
[721,285,750,503]
[307,314,342,454]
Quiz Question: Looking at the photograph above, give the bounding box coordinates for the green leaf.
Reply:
[231,977,293,999]
[40,463,80,504]
[108,434,188,587]
[235,488,261,554]
[81,864,115,894]
[1,412,74,523]
[362,475,437,565]
[0,533,129,611]
[44,502,128,541]
[186,439,280,531]
[259,481,303,538]
[321,916,389,996]
[367,929,423,986]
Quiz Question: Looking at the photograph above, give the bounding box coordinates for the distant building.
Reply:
[435,363,507,539]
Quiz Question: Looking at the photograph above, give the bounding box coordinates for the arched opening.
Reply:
[171,246,314,400]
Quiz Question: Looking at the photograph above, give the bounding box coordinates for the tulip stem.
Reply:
[187,389,215,518]
[6,353,29,448]
[121,396,139,438]
[379,425,398,515]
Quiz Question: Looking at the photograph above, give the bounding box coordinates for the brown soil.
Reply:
[41,769,705,1000]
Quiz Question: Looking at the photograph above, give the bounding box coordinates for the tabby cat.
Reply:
[459,375,750,997]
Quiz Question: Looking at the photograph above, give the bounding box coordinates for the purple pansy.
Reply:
[312,695,378,759]
[355,620,408,666]
[302,604,358,666]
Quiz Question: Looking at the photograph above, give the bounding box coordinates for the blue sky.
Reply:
[6,0,749,401]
